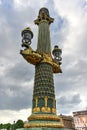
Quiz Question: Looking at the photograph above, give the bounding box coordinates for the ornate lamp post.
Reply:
[20,7,64,129]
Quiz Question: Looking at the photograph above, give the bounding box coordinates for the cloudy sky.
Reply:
[0,0,87,124]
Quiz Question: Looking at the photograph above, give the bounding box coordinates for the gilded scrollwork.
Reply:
[52,108,56,114]
[24,122,64,128]
[41,107,51,113]
[21,48,62,73]
[20,47,43,65]
[32,107,40,113]
[28,114,61,121]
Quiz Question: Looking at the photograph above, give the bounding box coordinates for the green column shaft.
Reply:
[37,21,51,54]
[32,63,56,114]
[34,63,54,97]
[32,19,56,114]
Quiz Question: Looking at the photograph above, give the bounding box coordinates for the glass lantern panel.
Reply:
[24,32,31,39]
[54,50,61,57]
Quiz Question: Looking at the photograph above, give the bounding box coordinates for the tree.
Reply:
[15,120,24,129]
[0,123,12,130]
[0,123,3,129]
[6,123,12,130]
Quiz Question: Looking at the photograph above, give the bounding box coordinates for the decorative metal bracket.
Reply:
[20,48,62,73]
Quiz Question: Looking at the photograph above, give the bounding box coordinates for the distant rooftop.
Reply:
[73,110,87,116]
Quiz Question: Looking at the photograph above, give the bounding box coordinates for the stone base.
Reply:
[17,128,71,130]
[25,114,64,128]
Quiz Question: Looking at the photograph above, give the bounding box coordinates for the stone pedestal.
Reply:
[17,128,71,130]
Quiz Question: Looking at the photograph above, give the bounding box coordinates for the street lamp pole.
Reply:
[20,7,64,129]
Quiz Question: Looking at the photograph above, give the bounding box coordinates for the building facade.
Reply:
[73,110,87,130]
[60,115,75,130]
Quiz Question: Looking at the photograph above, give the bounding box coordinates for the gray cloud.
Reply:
[57,94,81,105]
[54,56,87,94]
[0,84,32,110]
[54,55,87,113]
[0,0,87,121]
[0,0,36,111]
[5,61,34,82]
[57,94,81,114]
[0,60,34,110]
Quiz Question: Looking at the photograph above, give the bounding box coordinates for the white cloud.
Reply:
[0,109,31,123]
[54,0,87,56]
[13,0,31,10]
[13,0,47,10]
[53,1,87,114]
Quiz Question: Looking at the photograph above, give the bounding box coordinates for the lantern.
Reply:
[52,45,62,62]
[21,27,33,48]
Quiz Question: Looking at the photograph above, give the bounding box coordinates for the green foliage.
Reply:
[6,123,11,130]
[0,119,24,130]
[0,123,12,130]
[15,120,24,129]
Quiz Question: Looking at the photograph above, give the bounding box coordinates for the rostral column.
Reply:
[20,7,64,129]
